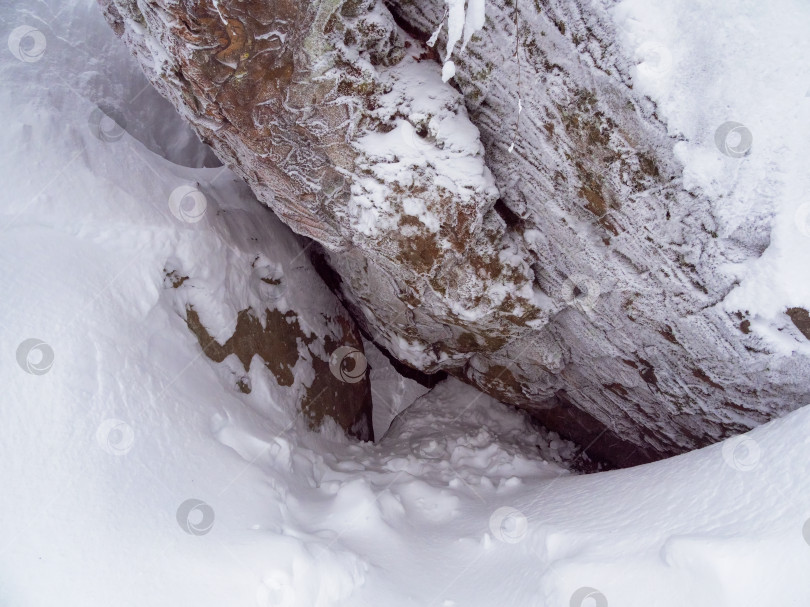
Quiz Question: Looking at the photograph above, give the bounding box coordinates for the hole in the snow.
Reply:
[112,88,222,168]
[70,25,223,169]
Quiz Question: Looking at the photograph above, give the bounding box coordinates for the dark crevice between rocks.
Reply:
[307,236,631,470]
[306,240,448,392]
[535,391,657,471]
[493,198,525,231]
[454,357,631,472]
[376,347,449,390]
[382,0,435,47]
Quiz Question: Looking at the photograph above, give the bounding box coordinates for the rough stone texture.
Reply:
[99,0,810,466]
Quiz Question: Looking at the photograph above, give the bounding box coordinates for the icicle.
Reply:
[462,0,486,50]
[427,7,447,48]
[432,0,487,81]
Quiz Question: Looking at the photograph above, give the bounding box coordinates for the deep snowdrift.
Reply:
[2,1,810,606]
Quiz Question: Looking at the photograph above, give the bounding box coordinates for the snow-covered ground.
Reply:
[2,0,810,605]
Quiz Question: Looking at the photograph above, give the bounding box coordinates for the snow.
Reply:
[611,0,810,355]
[363,340,430,438]
[351,56,496,238]
[2,0,810,605]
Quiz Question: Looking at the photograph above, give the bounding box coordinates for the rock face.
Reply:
[99,0,810,466]
[160,186,375,442]
[183,304,373,439]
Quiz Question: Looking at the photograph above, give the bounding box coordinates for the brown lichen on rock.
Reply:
[185,305,373,439]
[185,306,299,385]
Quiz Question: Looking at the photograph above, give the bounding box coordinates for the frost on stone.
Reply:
[98,0,810,467]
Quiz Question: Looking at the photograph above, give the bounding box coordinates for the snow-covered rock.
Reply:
[95,0,810,466]
[392,0,810,463]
